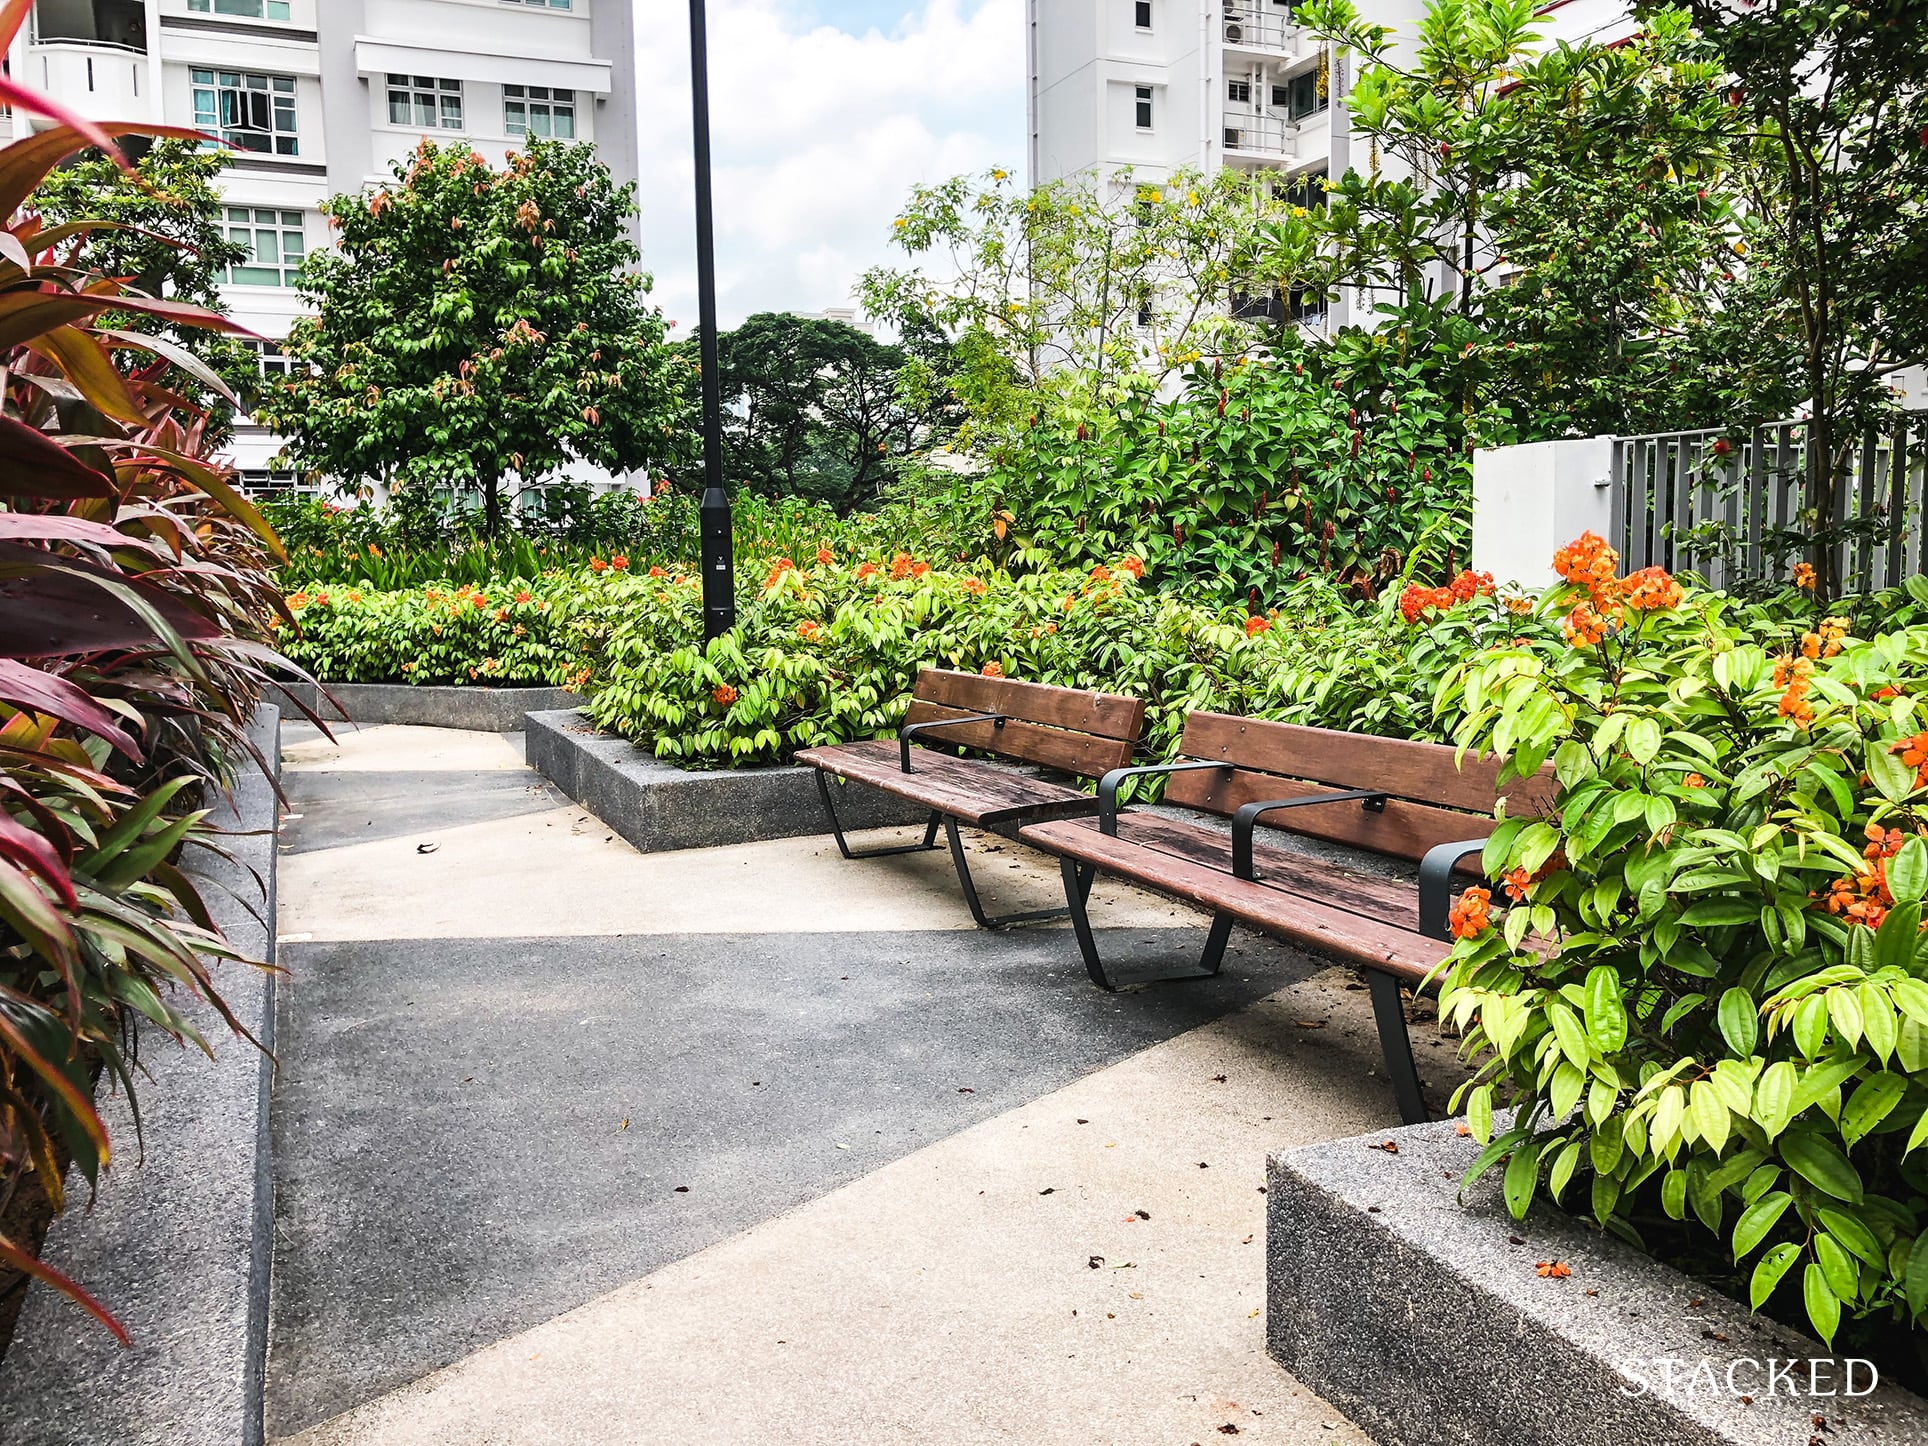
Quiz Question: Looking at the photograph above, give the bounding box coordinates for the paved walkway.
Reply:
[268,723,1460,1444]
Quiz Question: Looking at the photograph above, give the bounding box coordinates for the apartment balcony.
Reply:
[1222,110,1297,163]
[23,39,155,126]
[1220,3,1303,59]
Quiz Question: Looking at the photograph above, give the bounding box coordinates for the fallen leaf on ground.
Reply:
[1371,1140,1399,1154]
[1295,1020,1325,1029]
[1535,1260,1571,1279]
[416,842,439,854]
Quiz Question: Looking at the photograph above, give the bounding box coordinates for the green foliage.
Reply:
[256,139,691,533]
[1437,545,1928,1347]
[28,138,257,437]
[680,312,937,512]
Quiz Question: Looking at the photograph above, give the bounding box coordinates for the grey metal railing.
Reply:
[1610,414,1928,591]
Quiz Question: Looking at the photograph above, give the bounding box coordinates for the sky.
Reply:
[632,0,1026,334]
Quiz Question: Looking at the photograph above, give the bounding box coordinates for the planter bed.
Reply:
[0,706,283,1446]
[277,680,583,732]
[1267,1118,1928,1446]
[525,708,930,854]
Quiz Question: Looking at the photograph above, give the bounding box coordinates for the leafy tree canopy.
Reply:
[257,139,691,533]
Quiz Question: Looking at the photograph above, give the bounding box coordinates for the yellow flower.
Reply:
[991,168,1007,180]
[893,217,906,229]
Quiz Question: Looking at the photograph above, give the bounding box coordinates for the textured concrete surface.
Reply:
[283,979,1393,1446]
[1269,1120,1928,1446]
[267,721,1451,1443]
[280,681,583,732]
[525,707,926,852]
[0,707,281,1446]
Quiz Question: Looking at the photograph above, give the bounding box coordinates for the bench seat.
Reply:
[795,739,1098,827]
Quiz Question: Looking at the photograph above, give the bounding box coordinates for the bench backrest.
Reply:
[902,669,1144,780]
[1166,712,1557,861]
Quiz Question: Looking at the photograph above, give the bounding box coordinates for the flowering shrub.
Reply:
[1438,536,1928,1348]
[277,576,598,687]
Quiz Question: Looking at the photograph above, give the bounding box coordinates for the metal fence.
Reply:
[1611,414,1928,591]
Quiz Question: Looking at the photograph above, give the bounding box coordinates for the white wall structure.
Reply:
[1471,437,1617,589]
[15,0,642,494]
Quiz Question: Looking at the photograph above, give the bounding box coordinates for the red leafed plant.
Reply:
[0,7,301,1349]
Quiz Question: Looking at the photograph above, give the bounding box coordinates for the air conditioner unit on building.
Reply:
[1224,126,1243,148]
[1224,22,1242,41]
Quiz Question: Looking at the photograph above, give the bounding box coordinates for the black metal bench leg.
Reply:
[945,817,1081,929]
[1063,857,1233,991]
[814,771,940,860]
[1365,968,1431,1124]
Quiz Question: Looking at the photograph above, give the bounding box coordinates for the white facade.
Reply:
[1028,0,1640,327]
[15,0,641,489]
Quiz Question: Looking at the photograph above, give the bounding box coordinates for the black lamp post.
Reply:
[689,0,734,639]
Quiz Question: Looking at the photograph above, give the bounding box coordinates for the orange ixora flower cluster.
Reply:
[1501,849,1567,903]
[1448,887,1493,940]
[1553,531,1620,595]
[1793,561,1817,590]
[1619,565,1683,612]
[1245,615,1272,637]
[1398,570,1494,625]
[1773,654,1814,725]
[1118,555,1145,579]
[980,661,1004,678]
[961,576,988,596]
[1562,601,1611,648]
[796,621,822,641]
[855,562,879,580]
[1818,825,1918,930]
[1800,616,1849,661]
[1551,532,1687,647]
[1893,730,1928,790]
[712,684,738,707]
[815,547,835,566]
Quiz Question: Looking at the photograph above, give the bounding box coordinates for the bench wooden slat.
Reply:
[915,669,1146,743]
[1085,812,1421,928]
[903,700,1136,778]
[1163,768,1499,862]
[1018,816,1447,984]
[1175,712,1555,817]
[796,739,1100,826]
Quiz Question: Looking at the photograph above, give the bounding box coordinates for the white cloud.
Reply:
[633,0,1025,332]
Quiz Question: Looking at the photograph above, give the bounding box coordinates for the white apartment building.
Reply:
[1027,0,1637,327]
[14,0,641,489]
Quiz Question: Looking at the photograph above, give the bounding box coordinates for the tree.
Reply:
[256,139,691,534]
[1632,0,1928,593]
[684,312,931,511]
[29,139,257,436]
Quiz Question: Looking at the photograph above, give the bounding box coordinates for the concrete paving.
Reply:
[268,722,1438,1444]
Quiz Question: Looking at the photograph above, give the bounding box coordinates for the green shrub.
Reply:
[1438,534,1928,1349]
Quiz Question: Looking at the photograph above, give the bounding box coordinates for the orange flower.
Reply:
[855,562,879,580]
[910,561,930,578]
[1448,568,1495,604]
[515,590,533,604]
[1399,584,1454,624]
[367,542,383,558]
[1619,566,1682,612]
[816,547,834,565]
[1501,849,1566,903]
[590,558,607,572]
[1245,615,1272,636]
[1447,887,1492,940]
[980,661,1004,678]
[1562,602,1609,648]
[494,607,509,622]
[1552,532,1620,597]
[1535,1261,1572,1280]
[346,590,362,603]
[1893,731,1928,789]
[1793,561,1816,590]
[287,591,310,609]
[889,552,914,580]
[764,557,797,590]
[962,576,988,596]
[1118,555,1145,579]
[712,684,738,706]
[1778,677,1814,724]
[797,621,821,641]
[648,566,668,578]
[1683,773,1706,789]
[1090,564,1113,583]
[471,595,487,610]
[314,592,330,606]
[611,554,629,571]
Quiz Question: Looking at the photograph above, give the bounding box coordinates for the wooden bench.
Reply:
[796,668,1146,929]
[1017,712,1556,1123]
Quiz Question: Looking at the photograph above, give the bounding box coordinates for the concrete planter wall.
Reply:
[1268,1119,1928,1446]
[277,681,583,732]
[524,709,924,854]
[0,708,283,1445]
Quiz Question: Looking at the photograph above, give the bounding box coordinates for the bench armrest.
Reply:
[1419,837,1494,941]
[1096,760,1229,835]
[900,712,1007,773]
[1231,789,1389,881]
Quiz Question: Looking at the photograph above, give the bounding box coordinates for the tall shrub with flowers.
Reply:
[1436,532,1928,1349]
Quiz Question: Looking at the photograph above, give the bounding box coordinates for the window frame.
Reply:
[385,74,464,131]
[503,83,578,140]
[191,68,299,156]
[187,0,294,21]
[223,207,307,288]
[1133,0,1152,28]
[1227,79,1251,104]
[1134,84,1153,130]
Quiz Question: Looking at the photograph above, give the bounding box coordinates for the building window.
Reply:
[238,468,308,495]
[188,0,293,19]
[504,84,576,139]
[1228,79,1251,104]
[1284,70,1326,120]
[387,75,464,130]
[502,0,572,7]
[243,339,300,380]
[191,70,298,155]
[225,208,305,287]
[1134,0,1152,26]
[1134,85,1153,129]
